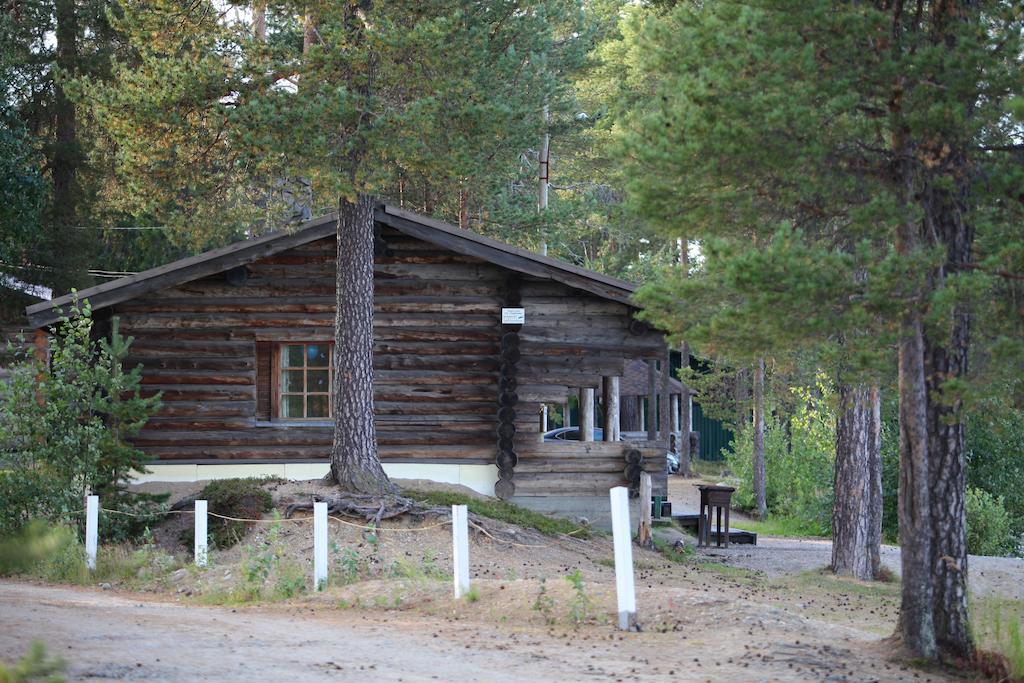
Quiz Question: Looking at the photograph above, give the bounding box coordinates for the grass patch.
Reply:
[737,516,830,539]
[652,536,694,564]
[779,568,901,600]
[972,597,1024,680]
[403,489,590,538]
[696,561,761,581]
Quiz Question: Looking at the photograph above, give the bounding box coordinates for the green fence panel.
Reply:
[693,402,733,461]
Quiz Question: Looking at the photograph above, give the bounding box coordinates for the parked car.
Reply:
[542,426,604,441]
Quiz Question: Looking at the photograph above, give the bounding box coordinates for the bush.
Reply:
[192,478,274,549]
[967,398,1024,541]
[966,487,1016,557]
[0,641,67,683]
[0,302,165,541]
[724,380,834,533]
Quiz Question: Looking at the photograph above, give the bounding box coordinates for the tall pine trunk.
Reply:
[752,358,767,519]
[831,383,882,580]
[922,184,973,660]
[329,195,394,495]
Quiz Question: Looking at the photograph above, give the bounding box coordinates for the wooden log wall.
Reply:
[111,224,670,501]
[515,441,668,498]
[117,231,507,463]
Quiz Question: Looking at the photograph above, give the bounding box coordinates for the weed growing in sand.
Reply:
[565,569,592,627]
[465,587,480,603]
[331,544,365,585]
[652,537,694,564]
[236,514,307,601]
[532,577,556,625]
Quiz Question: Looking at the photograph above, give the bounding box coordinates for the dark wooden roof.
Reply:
[26,205,638,328]
[620,358,685,397]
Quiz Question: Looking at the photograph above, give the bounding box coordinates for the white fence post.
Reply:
[314,501,328,590]
[452,504,470,598]
[85,495,98,571]
[609,486,637,630]
[194,500,208,567]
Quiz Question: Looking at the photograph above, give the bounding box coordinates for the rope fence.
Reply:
[60,490,636,627]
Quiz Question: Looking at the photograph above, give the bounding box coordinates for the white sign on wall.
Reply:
[501,307,525,325]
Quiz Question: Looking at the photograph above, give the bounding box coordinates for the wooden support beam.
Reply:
[646,360,657,441]
[670,394,680,435]
[603,376,620,442]
[580,387,595,442]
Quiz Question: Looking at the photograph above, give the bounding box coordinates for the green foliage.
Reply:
[235,515,307,602]
[973,599,1024,681]
[967,396,1024,539]
[531,577,557,624]
[0,522,78,576]
[0,303,165,541]
[331,544,365,586]
[188,478,275,550]
[564,568,592,626]
[82,0,590,242]
[652,536,694,562]
[724,380,835,534]
[0,641,67,683]
[404,489,588,538]
[966,488,1016,558]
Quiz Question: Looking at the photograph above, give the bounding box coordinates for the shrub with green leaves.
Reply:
[725,380,835,533]
[967,396,1024,541]
[0,301,164,541]
[966,487,1015,557]
[0,641,67,683]
[193,478,274,549]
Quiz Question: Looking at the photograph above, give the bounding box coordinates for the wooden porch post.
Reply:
[580,387,595,442]
[646,360,657,441]
[603,376,620,442]
[563,398,571,428]
[670,394,680,435]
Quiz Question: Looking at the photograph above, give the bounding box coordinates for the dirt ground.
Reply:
[0,578,948,683]
[2,478,1020,681]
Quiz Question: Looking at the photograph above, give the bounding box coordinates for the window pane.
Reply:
[307,395,329,418]
[283,345,305,368]
[307,370,330,392]
[281,370,305,393]
[307,344,330,367]
[281,394,304,418]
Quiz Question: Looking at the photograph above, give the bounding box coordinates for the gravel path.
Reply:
[668,477,1024,599]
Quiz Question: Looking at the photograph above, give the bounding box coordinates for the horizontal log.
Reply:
[139,370,254,386]
[153,401,256,417]
[140,385,255,401]
[127,357,255,372]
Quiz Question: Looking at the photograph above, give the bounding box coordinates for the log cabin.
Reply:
[26,205,680,523]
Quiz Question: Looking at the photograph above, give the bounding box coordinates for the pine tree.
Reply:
[618,0,1024,661]
[81,0,587,495]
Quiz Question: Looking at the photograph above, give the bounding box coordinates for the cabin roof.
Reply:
[620,358,686,397]
[26,204,638,328]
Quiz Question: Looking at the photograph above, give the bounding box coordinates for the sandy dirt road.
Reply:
[1,580,955,683]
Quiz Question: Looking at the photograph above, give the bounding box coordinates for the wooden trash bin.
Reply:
[696,484,736,548]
